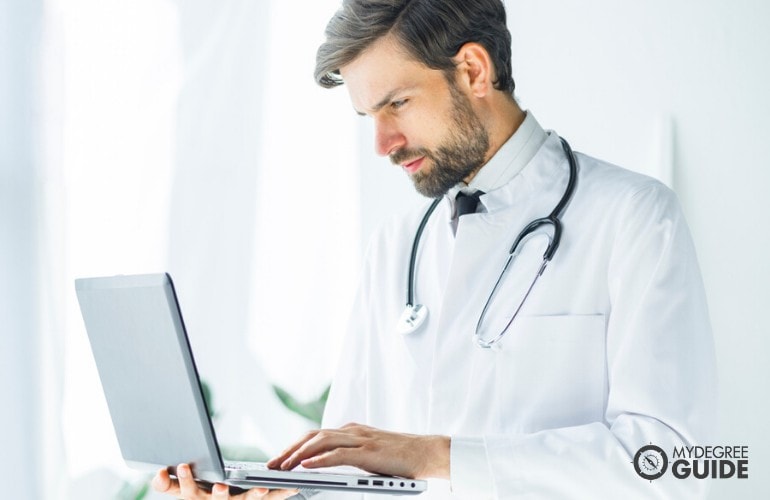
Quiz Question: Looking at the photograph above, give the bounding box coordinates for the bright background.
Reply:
[1,0,768,498]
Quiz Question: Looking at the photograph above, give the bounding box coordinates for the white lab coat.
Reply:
[318,132,716,499]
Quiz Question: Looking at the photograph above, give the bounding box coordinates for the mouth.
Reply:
[401,157,425,175]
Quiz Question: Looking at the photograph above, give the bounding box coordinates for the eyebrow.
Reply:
[355,87,413,116]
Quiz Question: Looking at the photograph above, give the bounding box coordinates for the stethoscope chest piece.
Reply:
[397,303,428,335]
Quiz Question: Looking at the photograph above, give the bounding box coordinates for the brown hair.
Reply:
[315,0,515,94]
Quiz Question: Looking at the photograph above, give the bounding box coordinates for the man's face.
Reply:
[340,36,490,198]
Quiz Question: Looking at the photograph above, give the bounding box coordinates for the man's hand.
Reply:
[151,463,298,500]
[266,423,450,479]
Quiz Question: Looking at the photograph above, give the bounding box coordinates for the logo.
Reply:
[634,444,668,480]
[633,443,749,481]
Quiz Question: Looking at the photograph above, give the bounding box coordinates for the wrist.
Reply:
[417,435,450,479]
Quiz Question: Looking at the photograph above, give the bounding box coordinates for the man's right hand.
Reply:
[152,463,298,500]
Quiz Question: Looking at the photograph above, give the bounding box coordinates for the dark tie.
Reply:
[455,191,484,217]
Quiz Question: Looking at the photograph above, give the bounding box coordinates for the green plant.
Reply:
[272,384,330,425]
[115,478,151,500]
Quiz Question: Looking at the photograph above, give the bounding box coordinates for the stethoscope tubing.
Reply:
[406,197,441,307]
[401,135,578,342]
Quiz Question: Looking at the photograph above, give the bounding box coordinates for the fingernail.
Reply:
[280,460,291,470]
[178,464,189,478]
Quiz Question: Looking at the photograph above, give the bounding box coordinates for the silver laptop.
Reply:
[75,273,427,496]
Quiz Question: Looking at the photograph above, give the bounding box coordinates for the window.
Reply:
[58,0,359,491]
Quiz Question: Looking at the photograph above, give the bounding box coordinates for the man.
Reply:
[154,0,716,498]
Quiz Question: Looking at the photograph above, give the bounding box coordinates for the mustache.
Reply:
[390,147,431,166]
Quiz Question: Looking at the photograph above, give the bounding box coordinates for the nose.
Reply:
[374,116,406,157]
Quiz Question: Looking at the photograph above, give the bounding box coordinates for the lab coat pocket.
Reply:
[494,314,606,433]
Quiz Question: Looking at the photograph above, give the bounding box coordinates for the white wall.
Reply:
[356,1,770,497]
[503,1,769,497]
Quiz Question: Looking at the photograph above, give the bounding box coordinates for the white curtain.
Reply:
[59,0,182,489]
[0,0,363,497]
[166,0,360,455]
[1,0,67,498]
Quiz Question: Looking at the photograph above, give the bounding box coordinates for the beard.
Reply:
[390,82,490,198]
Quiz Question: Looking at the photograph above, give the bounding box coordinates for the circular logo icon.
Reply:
[634,444,668,480]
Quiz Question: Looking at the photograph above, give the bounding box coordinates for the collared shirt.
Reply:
[446,110,547,219]
[446,111,547,234]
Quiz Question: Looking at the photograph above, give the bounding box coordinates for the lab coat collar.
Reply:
[445,111,547,218]
[441,129,568,230]
[480,130,569,215]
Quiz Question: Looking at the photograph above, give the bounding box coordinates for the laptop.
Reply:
[75,273,427,495]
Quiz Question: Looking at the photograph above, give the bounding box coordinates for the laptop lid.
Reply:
[75,273,427,495]
[75,273,226,483]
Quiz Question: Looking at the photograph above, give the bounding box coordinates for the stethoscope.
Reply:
[396,136,578,348]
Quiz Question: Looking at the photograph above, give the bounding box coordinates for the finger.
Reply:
[263,488,300,500]
[267,430,320,469]
[211,482,229,499]
[281,430,361,470]
[177,463,202,498]
[245,487,270,499]
[299,447,355,470]
[152,468,180,495]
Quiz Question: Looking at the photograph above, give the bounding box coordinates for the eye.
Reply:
[391,98,409,110]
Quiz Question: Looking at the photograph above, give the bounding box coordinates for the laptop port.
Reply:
[373,480,384,486]
[357,479,369,485]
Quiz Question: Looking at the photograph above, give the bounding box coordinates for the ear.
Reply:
[452,42,494,98]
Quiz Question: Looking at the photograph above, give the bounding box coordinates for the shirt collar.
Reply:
[446,110,547,205]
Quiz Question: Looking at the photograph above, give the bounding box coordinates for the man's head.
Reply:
[316,0,518,197]
[315,0,514,94]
